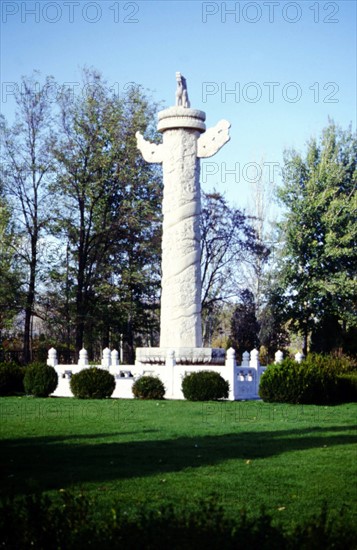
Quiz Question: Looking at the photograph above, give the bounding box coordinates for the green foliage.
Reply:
[70,367,115,399]
[1,74,56,364]
[52,69,162,360]
[230,289,260,358]
[1,69,163,363]
[335,373,357,403]
[182,370,229,401]
[259,359,304,404]
[0,194,23,334]
[259,354,355,404]
[276,121,357,354]
[1,398,356,530]
[0,490,355,549]
[0,362,25,396]
[23,364,58,397]
[132,375,165,399]
[303,353,355,375]
[258,287,290,362]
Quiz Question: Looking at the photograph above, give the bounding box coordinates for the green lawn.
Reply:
[1,397,356,527]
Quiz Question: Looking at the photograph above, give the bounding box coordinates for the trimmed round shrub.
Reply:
[182,371,229,401]
[132,375,165,400]
[23,363,58,397]
[0,362,25,396]
[259,357,339,405]
[70,367,115,399]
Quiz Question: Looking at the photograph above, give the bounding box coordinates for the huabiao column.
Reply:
[136,72,230,349]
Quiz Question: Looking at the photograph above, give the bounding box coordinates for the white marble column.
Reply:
[136,82,230,350]
[158,108,205,348]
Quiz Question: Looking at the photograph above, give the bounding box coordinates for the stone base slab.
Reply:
[135,347,226,365]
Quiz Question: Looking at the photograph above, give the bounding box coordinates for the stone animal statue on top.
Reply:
[175,72,190,108]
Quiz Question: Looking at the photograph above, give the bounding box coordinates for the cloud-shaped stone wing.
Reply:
[197,119,231,158]
[136,131,164,164]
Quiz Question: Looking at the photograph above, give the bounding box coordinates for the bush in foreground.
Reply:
[303,353,355,376]
[132,375,165,399]
[23,363,58,397]
[182,371,229,401]
[335,373,357,403]
[259,354,356,405]
[0,363,25,396]
[0,490,356,549]
[70,367,115,399]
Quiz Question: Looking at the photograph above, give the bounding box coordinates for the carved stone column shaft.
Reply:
[135,78,230,353]
[160,125,203,348]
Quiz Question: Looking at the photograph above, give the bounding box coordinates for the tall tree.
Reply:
[52,70,162,360]
[0,74,56,362]
[230,289,260,358]
[0,188,23,357]
[258,285,290,361]
[200,191,268,307]
[276,121,357,354]
[200,191,268,344]
[244,160,279,313]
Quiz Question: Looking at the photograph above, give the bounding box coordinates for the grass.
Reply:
[0,397,356,527]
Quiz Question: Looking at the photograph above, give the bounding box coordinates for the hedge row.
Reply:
[1,491,356,549]
[1,353,355,403]
[0,363,230,401]
[259,354,357,404]
[0,363,25,396]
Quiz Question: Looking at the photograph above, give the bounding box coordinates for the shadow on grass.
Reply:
[1,424,356,497]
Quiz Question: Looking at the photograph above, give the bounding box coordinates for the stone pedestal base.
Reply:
[135,347,225,366]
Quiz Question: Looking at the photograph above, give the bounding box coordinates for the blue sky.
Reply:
[1,0,356,210]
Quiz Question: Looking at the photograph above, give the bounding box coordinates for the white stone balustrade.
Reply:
[249,348,260,369]
[226,347,236,367]
[165,349,176,368]
[49,346,306,400]
[47,347,58,367]
[101,347,111,369]
[111,349,119,366]
[78,348,89,366]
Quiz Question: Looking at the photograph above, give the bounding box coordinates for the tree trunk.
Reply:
[23,237,37,364]
[124,318,135,364]
[302,324,308,357]
[75,299,84,359]
[75,269,85,357]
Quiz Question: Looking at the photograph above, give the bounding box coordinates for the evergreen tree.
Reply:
[276,121,357,354]
[230,289,260,358]
[258,286,290,361]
